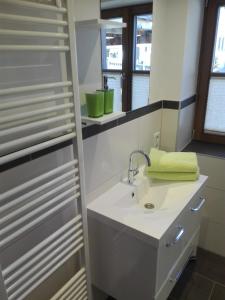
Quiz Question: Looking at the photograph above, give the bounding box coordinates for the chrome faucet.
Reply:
[128,150,151,184]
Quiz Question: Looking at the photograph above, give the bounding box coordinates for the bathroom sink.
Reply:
[133,167,203,212]
[134,174,169,212]
[87,168,208,246]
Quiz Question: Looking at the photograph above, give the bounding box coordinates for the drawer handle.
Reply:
[166,226,184,247]
[170,269,183,283]
[191,197,205,212]
[169,251,193,283]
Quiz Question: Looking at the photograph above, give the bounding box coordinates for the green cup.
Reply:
[97,89,114,114]
[85,92,104,118]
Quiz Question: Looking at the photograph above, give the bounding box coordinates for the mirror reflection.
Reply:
[101,0,152,111]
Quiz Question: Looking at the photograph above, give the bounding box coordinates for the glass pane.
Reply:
[101,18,123,70]
[212,7,225,73]
[133,14,152,71]
[103,72,122,112]
[132,74,150,110]
[204,77,225,133]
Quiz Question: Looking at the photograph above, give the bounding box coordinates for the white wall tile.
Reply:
[197,154,225,256]
[197,154,225,191]
[160,109,178,151]
[138,109,162,154]
[176,103,195,151]
[83,119,139,196]
[83,110,162,202]
[199,217,225,257]
[202,187,225,226]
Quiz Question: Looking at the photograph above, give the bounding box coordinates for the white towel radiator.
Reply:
[0,0,92,299]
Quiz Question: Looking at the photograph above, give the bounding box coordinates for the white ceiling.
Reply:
[101,0,152,10]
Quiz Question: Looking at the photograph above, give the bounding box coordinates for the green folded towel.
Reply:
[145,170,199,181]
[147,148,198,173]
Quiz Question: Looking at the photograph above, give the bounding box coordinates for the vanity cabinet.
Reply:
[87,176,207,300]
[155,192,205,299]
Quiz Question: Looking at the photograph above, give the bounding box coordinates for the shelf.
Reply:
[81,111,126,125]
[75,18,127,29]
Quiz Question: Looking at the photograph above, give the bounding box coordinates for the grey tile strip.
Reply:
[162,95,196,110]
[82,95,196,140]
[0,139,73,173]
[0,95,196,172]
[162,100,180,110]
[82,101,162,140]
[180,95,196,109]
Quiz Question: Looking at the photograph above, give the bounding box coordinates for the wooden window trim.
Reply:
[101,3,152,112]
[194,0,225,144]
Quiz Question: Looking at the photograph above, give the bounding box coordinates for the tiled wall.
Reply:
[198,155,225,257]
[176,103,195,151]
[160,108,179,151]
[176,104,225,257]
[83,109,162,202]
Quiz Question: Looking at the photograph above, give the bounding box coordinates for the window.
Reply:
[101,4,152,112]
[102,17,123,71]
[195,0,225,144]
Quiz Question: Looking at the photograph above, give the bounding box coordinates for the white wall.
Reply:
[150,0,203,103]
[150,0,187,102]
[74,0,102,105]
[151,0,204,151]
[74,0,100,21]
[181,0,204,99]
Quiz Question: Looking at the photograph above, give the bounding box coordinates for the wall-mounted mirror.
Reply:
[101,0,152,112]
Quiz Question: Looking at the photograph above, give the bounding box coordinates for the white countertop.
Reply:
[87,175,208,247]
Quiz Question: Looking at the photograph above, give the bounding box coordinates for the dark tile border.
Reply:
[0,139,73,173]
[162,95,196,110]
[162,100,180,110]
[82,101,162,139]
[0,95,196,173]
[82,96,196,140]
[180,95,196,109]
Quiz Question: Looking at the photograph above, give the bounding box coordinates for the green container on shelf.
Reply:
[97,89,114,114]
[85,92,104,118]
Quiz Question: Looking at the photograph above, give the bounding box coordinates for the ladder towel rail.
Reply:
[1,0,67,13]
[0,0,92,298]
[1,218,85,300]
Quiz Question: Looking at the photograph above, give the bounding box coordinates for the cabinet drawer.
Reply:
[183,194,205,243]
[156,192,205,291]
[155,229,199,300]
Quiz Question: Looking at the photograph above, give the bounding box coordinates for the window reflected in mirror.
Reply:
[101,2,152,112]
[102,18,123,70]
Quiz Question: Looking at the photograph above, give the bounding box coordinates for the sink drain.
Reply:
[144,203,155,209]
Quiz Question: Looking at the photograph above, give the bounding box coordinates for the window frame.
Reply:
[101,3,152,112]
[195,0,225,144]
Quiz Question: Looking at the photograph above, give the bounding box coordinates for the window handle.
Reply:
[121,73,126,80]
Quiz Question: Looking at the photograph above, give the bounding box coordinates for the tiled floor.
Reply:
[168,248,225,300]
[107,248,225,300]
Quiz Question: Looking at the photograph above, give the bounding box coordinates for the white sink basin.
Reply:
[87,168,207,246]
[134,175,169,212]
